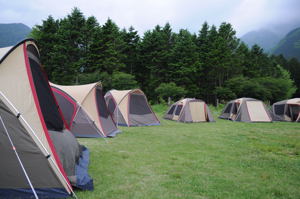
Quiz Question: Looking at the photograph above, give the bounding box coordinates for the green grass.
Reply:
[76,105,300,199]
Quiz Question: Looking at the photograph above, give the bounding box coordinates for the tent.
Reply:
[51,82,120,137]
[0,39,93,199]
[164,98,215,122]
[219,98,272,122]
[272,98,300,122]
[105,89,160,127]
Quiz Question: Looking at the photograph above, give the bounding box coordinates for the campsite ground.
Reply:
[76,105,300,199]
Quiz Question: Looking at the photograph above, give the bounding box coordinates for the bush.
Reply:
[111,72,138,90]
[155,82,186,102]
[222,75,296,103]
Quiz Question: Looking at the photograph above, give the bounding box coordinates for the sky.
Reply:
[0,0,300,37]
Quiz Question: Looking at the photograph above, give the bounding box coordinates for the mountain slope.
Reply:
[240,29,280,53]
[0,23,31,47]
[272,27,300,61]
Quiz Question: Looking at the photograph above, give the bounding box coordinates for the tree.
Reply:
[120,26,140,74]
[30,15,59,80]
[111,72,138,90]
[88,18,126,87]
[137,23,175,101]
[169,29,201,97]
[155,82,187,102]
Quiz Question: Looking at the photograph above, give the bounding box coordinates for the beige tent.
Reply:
[219,98,272,122]
[164,98,215,122]
[0,39,93,198]
[51,82,120,137]
[105,89,160,127]
[272,98,300,122]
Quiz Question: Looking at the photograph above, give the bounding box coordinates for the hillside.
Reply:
[0,23,31,48]
[273,27,300,61]
[240,29,280,53]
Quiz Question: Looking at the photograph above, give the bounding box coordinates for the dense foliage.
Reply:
[30,8,300,104]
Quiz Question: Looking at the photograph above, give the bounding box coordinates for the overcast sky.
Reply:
[1,0,300,37]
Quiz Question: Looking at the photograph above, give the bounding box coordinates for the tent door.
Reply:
[296,112,300,122]
[246,101,271,122]
[230,102,239,120]
[189,102,206,122]
[289,104,300,121]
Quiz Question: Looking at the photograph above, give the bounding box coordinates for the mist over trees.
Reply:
[30,8,300,104]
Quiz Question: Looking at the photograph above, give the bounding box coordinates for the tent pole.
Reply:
[0,92,77,198]
[0,116,39,199]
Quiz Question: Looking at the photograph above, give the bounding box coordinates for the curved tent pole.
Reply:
[0,116,39,199]
[0,91,78,199]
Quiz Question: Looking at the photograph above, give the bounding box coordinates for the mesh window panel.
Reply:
[175,105,183,116]
[274,104,285,115]
[129,94,152,115]
[96,88,118,134]
[232,103,238,114]
[107,98,116,114]
[224,103,232,113]
[27,45,63,131]
[167,105,176,114]
[290,105,300,121]
[53,90,76,127]
[96,88,109,118]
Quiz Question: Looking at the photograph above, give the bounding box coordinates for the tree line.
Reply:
[31,8,300,104]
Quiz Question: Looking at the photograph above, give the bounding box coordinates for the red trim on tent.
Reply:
[94,89,106,136]
[52,87,77,128]
[23,43,72,190]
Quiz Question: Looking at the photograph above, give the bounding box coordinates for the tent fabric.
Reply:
[272,98,300,122]
[105,89,160,127]
[51,83,120,137]
[164,98,215,123]
[74,146,94,190]
[52,86,105,138]
[219,97,272,122]
[0,99,63,190]
[0,39,93,198]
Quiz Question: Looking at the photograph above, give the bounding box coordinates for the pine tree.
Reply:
[169,29,201,97]
[30,15,59,79]
[120,26,140,74]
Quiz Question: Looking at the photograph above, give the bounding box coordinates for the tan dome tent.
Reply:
[272,98,300,122]
[105,89,160,127]
[0,39,93,198]
[51,82,120,137]
[219,98,272,122]
[164,98,215,122]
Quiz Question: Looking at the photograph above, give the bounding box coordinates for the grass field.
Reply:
[76,104,300,199]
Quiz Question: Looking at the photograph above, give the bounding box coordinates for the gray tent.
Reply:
[52,85,111,138]
[219,98,272,122]
[164,98,215,122]
[272,98,300,122]
[0,39,93,198]
[51,82,120,137]
[105,89,160,127]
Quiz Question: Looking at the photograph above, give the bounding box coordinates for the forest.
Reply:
[30,8,300,104]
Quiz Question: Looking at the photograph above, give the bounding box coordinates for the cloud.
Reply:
[228,0,300,36]
[1,0,299,36]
